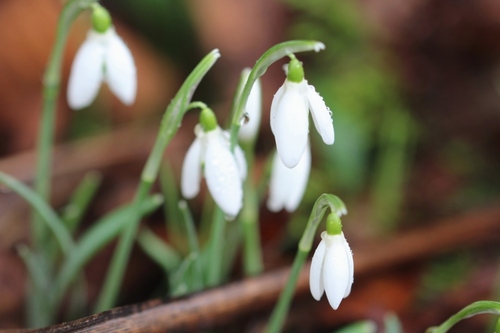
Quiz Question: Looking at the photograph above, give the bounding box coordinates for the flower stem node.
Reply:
[67,26,137,110]
[199,108,218,132]
[286,55,304,83]
[309,231,354,310]
[326,213,342,236]
[181,124,247,218]
[271,59,335,168]
[91,4,112,33]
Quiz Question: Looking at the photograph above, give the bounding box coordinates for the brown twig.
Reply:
[5,202,500,332]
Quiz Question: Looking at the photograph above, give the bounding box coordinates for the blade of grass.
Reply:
[61,171,102,233]
[51,195,163,315]
[137,227,182,274]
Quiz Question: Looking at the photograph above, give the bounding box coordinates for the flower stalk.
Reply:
[266,194,347,333]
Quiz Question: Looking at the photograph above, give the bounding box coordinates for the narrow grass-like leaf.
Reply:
[137,227,181,274]
[62,171,102,233]
[178,200,202,291]
[96,49,221,312]
[0,172,74,254]
[51,195,163,311]
[426,301,500,333]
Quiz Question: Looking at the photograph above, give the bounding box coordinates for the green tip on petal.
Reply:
[91,4,112,33]
[200,107,218,132]
[287,56,304,83]
[326,213,342,236]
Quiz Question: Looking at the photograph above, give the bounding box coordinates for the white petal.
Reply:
[234,145,248,180]
[307,84,334,145]
[266,152,291,212]
[322,233,350,310]
[104,29,137,105]
[181,137,202,199]
[272,81,309,168]
[239,71,262,141]
[284,142,311,212]
[309,239,326,301]
[204,130,243,217]
[342,234,354,297]
[270,82,285,135]
[67,31,105,109]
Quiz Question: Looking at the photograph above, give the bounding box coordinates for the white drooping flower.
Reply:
[181,124,247,218]
[238,68,262,142]
[270,57,334,168]
[267,142,311,212]
[309,231,354,310]
[67,27,137,109]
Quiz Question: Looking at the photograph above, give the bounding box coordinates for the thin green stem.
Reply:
[266,249,308,333]
[206,208,226,287]
[241,174,263,276]
[426,301,500,333]
[178,200,203,291]
[93,182,151,312]
[94,49,220,311]
[266,194,346,332]
[34,0,97,247]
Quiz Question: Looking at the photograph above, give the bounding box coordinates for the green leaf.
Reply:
[61,171,102,233]
[426,301,500,333]
[137,227,181,274]
[0,172,74,254]
[51,195,163,310]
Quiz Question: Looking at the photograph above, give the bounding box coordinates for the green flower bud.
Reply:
[91,4,112,34]
[326,213,342,236]
[200,107,217,132]
[287,56,304,83]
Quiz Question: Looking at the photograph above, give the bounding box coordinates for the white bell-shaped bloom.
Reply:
[238,69,262,142]
[181,125,247,218]
[267,142,310,212]
[67,27,136,109]
[309,231,354,310]
[270,80,334,168]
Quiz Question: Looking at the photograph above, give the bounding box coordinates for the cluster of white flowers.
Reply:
[68,7,352,309]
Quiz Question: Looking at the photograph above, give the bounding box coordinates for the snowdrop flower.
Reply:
[67,5,136,110]
[238,68,262,142]
[267,141,310,212]
[270,56,334,168]
[310,213,353,310]
[181,108,247,218]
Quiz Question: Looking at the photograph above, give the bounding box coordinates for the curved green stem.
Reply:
[34,0,97,248]
[266,193,346,333]
[426,301,500,333]
[229,40,325,150]
[94,49,220,312]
